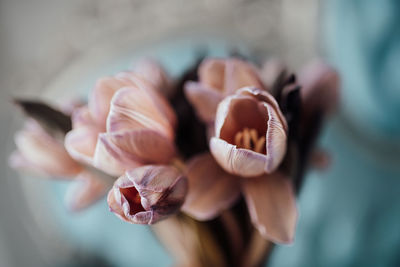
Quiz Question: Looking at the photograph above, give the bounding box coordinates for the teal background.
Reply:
[270,0,400,266]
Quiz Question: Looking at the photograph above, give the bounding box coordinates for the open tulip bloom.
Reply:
[10,55,339,265]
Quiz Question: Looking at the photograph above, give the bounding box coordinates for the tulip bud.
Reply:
[108,165,188,224]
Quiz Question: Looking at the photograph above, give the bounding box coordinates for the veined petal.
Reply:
[64,127,98,166]
[115,73,177,129]
[210,137,267,177]
[242,172,298,244]
[182,153,241,220]
[93,133,142,177]
[107,87,174,140]
[264,102,287,173]
[108,165,187,224]
[64,171,110,212]
[95,130,176,171]
[132,59,173,96]
[88,77,127,128]
[184,81,223,123]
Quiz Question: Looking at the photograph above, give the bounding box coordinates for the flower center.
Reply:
[120,187,145,215]
[234,127,266,153]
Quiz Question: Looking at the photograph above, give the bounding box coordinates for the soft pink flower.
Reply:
[9,119,81,177]
[183,153,297,244]
[210,87,288,177]
[107,165,187,224]
[184,58,264,123]
[65,63,177,177]
[10,119,110,211]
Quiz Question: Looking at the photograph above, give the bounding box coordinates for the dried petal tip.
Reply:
[107,165,188,224]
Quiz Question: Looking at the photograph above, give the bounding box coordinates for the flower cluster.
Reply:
[10,57,338,244]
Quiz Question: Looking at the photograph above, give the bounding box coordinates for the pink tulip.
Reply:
[184,58,264,123]
[65,64,177,177]
[210,87,288,177]
[183,153,297,244]
[9,118,110,211]
[9,119,81,177]
[107,165,188,224]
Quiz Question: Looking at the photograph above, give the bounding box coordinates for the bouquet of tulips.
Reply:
[10,55,339,267]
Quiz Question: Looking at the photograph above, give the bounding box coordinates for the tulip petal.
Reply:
[210,137,267,177]
[184,81,223,123]
[93,133,141,176]
[15,123,81,176]
[237,87,288,130]
[94,130,176,175]
[108,165,187,224]
[65,127,98,166]
[115,73,177,129]
[108,174,153,224]
[65,171,109,212]
[71,106,97,129]
[264,102,288,173]
[224,59,263,95]
[107,189,127,221]
[199,58,226,91]
[242,172,297,244]
[9,150,76,178]
[132,59,173,96]
[88,77,127,128]
[107,87,175,140]
[182,153,241,220]
[299,60,340,116]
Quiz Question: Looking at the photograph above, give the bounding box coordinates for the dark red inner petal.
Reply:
[120,187,145,215]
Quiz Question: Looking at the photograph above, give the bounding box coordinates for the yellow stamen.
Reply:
[254,136,266,153]
[249,129,258,145]
[234,132,243,148]
[243,128,251,149]
[234,128,266,154]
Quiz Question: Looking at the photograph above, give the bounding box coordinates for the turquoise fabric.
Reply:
[269,0,400,266]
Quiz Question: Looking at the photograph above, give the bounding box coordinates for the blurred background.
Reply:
[1,0,399,266]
